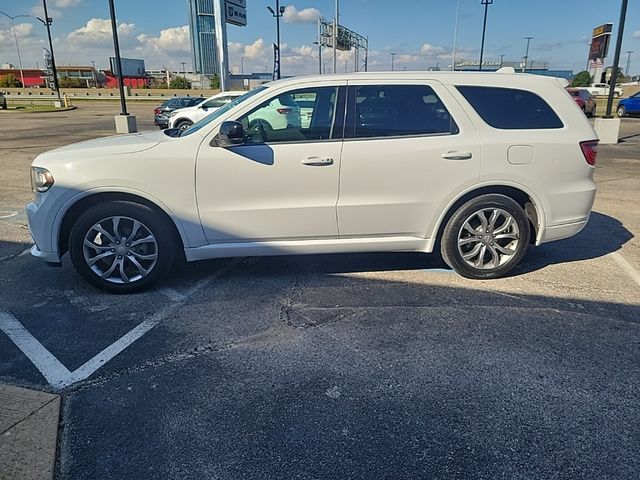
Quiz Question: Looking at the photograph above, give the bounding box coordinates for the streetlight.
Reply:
[478,0,493,71]
[390,52,397,71]
[37,1,61,101]
[522,36,533,72]
[625,51,634,77]
[0,11,29,88]
[267,1,285,79]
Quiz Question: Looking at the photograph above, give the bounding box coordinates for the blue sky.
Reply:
[1,0,639,75]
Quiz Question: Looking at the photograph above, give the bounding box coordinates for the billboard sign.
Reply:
[589,23,612,62]
[225,2,247,26]
[109,57,146,77]
[226,0,245,7]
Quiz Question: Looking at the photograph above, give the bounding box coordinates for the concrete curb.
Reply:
[0,106,77,114]
[0,384,60,480]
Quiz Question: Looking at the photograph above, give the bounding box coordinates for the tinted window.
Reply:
[238,86,338,144]
[458,86,563,129]
[346,85,458,138]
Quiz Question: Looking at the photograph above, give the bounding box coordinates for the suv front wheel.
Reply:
[441,194,530,279]
[68,201,176,293]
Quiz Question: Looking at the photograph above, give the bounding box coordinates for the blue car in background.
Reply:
[617,91,640,117]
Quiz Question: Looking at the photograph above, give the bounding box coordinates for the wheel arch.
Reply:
[431,184,543,250]
[57,191,187,258]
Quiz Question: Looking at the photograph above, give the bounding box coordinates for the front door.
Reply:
[196,84,345,243]
[337,81,481,239]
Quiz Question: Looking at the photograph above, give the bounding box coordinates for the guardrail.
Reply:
[2,87,221,101]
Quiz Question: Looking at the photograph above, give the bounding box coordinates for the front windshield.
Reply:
[180,86,268,137]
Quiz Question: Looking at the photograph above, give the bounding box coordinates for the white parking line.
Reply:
[609,252,640,288]
[0,258,242,390]
[159,288,187,302]
[0,311,71,388]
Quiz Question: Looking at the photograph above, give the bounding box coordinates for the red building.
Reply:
[103,71,149,88]
[0,69,45,87]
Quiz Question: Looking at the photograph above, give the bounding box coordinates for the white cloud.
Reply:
[137,26,190,53]
[420,43,445,56]
[52,0,83,7]
[67,18,135,46]
[283,6,322,24]
[243,38,265,59]
[633,30,640,38]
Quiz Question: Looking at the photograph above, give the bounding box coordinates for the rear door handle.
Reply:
[301,157,334,166]
[441,151,473,160]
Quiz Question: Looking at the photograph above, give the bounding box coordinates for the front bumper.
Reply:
[26,199,61,264]
[30,244,61,264]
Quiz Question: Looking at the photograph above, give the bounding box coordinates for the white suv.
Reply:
[27,70,598,293]
[168,91,245,130]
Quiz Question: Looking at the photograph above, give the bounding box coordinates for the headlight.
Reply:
[31,167,54,193]
[170,111,178,117]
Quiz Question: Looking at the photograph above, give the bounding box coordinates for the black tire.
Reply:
[440,194,530,279]
[68,201,177,293]
[175,119,193,131]
[617,106,625,117]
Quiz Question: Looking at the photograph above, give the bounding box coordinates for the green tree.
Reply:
[210,74,220,90]
[169,76,191,89]
[0,73,22,88]
[58,77,87,88]
[571,71,592,87]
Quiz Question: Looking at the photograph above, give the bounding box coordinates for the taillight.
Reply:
[580,140,598,166]
[276,107,292,114]
[154,108,162,114]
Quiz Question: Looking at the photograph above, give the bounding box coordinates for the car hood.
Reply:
[38,131,166,161]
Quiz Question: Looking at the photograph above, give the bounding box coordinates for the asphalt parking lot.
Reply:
[1,102,639,479]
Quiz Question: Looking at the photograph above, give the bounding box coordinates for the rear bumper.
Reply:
[539,218,588,243]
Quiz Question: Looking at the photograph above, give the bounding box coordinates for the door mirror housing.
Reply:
[215,121,245,147]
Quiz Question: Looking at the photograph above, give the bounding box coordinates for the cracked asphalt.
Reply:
[1,103,639,479]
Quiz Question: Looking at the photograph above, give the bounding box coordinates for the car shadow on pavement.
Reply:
[516,211,633,275]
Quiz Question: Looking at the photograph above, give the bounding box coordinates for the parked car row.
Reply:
[566,86,640,118]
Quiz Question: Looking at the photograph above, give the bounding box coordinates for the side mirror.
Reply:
[215,121,245,147]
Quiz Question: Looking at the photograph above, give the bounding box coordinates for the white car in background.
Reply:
[27,70,598,293]
[169,91,245,130]
[586,83,624,98]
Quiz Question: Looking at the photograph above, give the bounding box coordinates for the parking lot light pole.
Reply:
[604,0,628,119]
[108,0,136,133]
[522,36,533,72]
[267,1,285,79]
[478,0,493,71]
[390,52,396,71]
[0,11,29,88]
[625,51,634,77]
[40,1,61,102]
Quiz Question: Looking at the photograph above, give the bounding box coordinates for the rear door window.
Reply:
[457,86,563,129]
[345,84,458,139]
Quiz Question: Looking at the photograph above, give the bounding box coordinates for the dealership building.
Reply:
[453,59,574,80]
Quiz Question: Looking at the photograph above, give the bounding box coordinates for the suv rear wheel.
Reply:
[68,201,176,293]
[175,119,193,131]
[441,194,530,279]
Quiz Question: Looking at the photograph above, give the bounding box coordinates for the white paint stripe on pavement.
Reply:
[1,258,242,390]
[159,288,187,302]
[0,311,71,388]
[609,252,640,289]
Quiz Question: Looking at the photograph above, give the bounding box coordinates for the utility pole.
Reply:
[40,1,61,101]
[625,51,634,77]
[478,0,493,71]
[317,19,322,75]
[181,62,186,76]
[213,0,229,91]
[452,0,460,70]
[333,0,339,75]
[0,11,29,88]
[267,1,285,79]
[499,54,505,67]
[390,52,396,71]
[522,36,533,72]
[91,60,96,87]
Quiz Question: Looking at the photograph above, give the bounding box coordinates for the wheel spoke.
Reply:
[488,245,500,268]
[87,250,115,266]
[127,256,151,276]
[474,245,487,267]
[112,217,122,239]
[477,212,488,232]
[462,243,483,260]
[126,220,141,243]
[494,232,519,241]
[488,209,500,231]
[118,259,130,283]
[130,235,155,247]
[494,244,516,256]
[130,251,157,261]
[84,239,112,251]
[493,216,513,235]
[100,256,121,278]
[458,237,481,247]
[463,221,481,236]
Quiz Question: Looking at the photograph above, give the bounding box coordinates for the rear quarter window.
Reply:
[456,86,563,129]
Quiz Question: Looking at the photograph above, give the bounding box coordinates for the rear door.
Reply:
[337,80,481,238]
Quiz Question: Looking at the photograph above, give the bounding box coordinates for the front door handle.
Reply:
[301,157,334,166]
[441,151,473,160]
